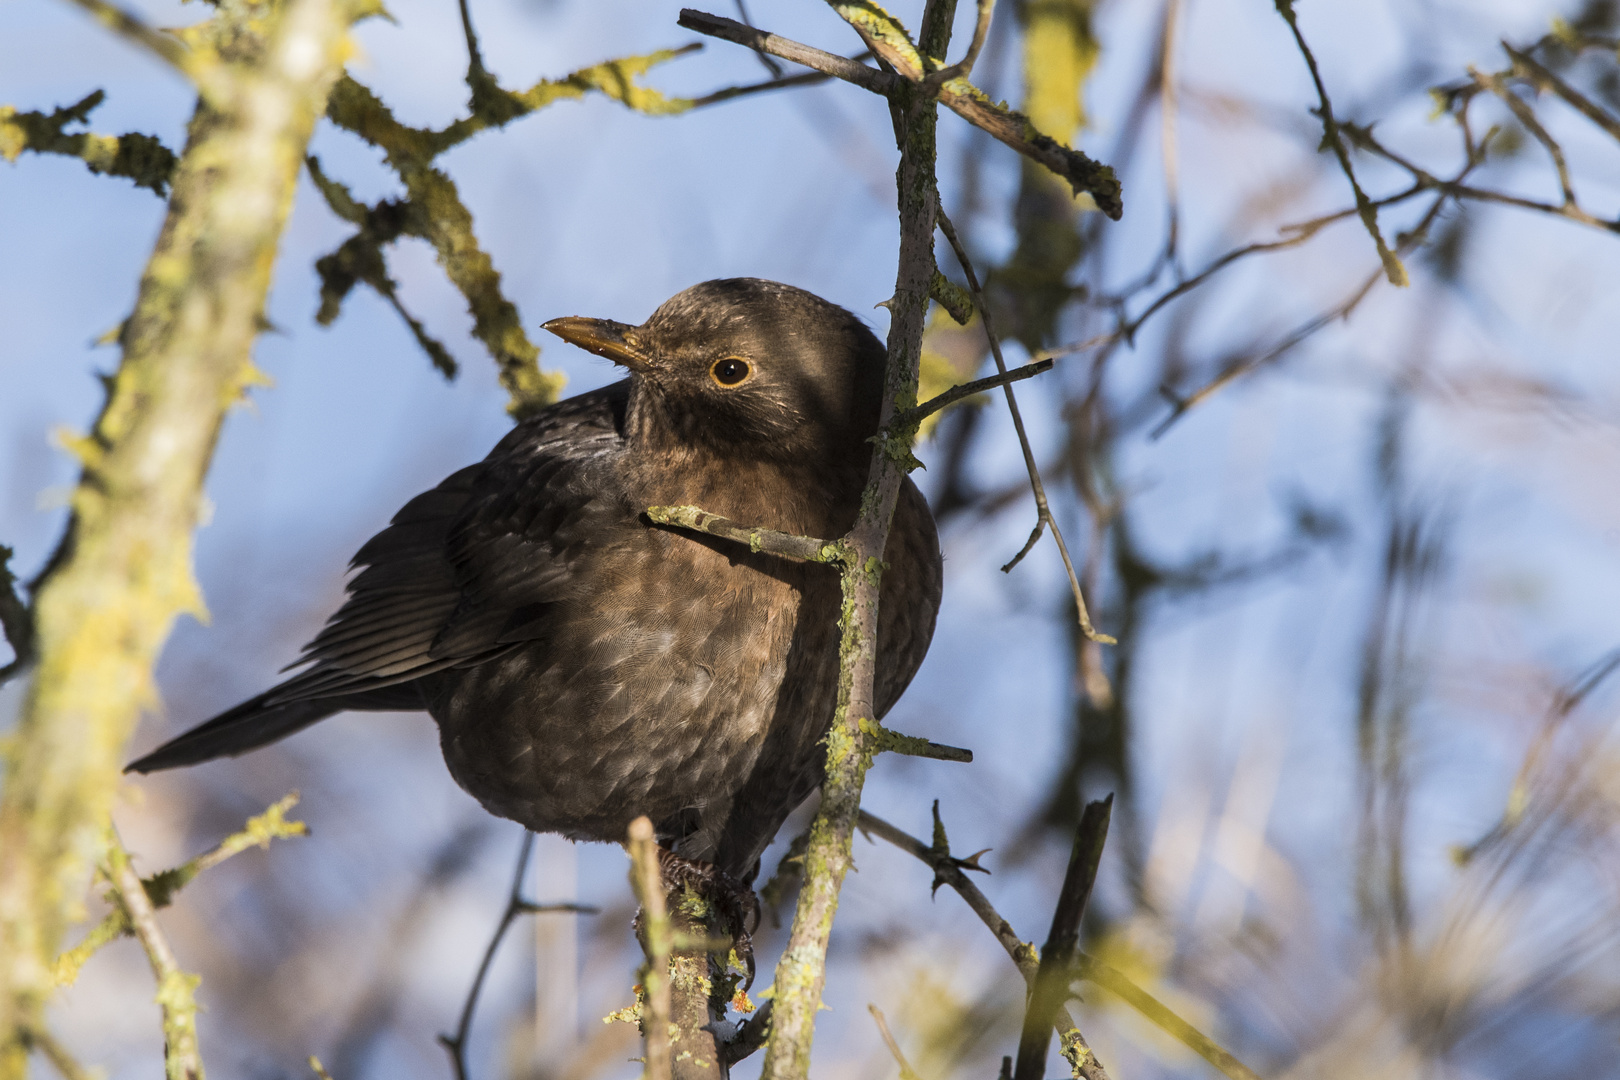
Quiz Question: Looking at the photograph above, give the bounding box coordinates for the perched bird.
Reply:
[129,278,943,903]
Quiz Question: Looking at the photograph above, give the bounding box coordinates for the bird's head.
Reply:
[543,279,887,463]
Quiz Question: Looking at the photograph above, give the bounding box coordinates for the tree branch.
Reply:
[628,817,674,1080]
[0,0,358,1061]
[106,838,204,1080]
[856,808,1110,1080]
[677,7,1121,217]
[1013,797,1111,1080]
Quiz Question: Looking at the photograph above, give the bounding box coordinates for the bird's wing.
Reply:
[264,385,629,705]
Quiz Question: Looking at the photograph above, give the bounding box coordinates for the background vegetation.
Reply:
[4,0,1620,1077]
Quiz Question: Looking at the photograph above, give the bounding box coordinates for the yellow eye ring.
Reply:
[709,356,754,388]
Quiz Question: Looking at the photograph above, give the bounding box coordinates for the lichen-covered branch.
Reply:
[755,4,952,1075]
[0,0,357,1070]
[310,43,701,415]
[105,838,205,1080]
[628,817,674,1080]
[54,793,309,987]
[0,91,177,195]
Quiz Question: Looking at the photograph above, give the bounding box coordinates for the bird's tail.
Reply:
[125,684,420,774]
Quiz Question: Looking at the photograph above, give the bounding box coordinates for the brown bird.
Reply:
[128,278,943,904]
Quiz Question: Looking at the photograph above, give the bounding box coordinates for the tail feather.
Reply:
[126,684,423,773]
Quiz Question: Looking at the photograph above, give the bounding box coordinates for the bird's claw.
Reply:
[655,848,760,988]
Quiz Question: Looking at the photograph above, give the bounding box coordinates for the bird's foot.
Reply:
[655,848,761,989]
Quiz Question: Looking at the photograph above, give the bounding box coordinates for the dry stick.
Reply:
[438,831,597,1080]
[628,818,673,1080]
[935,208,1113,645]
[1013,797,1111,1080]
[677,10,900,94]
[854,810,1111,1080]
[1272,0,1407,286]
[898,359,1053,425]
[676,9,1120,218]
[107,839,204,1080]
[0,0,354,1066]
[867,1005,923,1080]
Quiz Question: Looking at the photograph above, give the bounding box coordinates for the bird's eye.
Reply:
[709,357,753,388]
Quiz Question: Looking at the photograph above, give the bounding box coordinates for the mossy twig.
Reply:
[0,91,177,195]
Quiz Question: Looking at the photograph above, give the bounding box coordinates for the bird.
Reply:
[128,278,943,928]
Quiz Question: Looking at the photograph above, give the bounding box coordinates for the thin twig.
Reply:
[868,1005,924,1080]
[628,817,673,1080]
[677,10,899,95]
[935,207,1114,644]
[677,7,1122,217]
[732,0,784,77]
[107,837,205,1080]
[1013,797,1111,1080]
[438,831,597,1080]
[1470,64,1577,206]
[1272,0,1407,286]
[896,358,1053,426]
[644,506,841,564]
[855,809,1111,1080]
[1505,42,1620,143]
[923,0,995,88]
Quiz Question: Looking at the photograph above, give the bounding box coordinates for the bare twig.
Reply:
[1013,797,1111,1080]
[677,7,1121,217]
[935,208,1113,644]
[644,507,840,565]
[107,838,204,1080]
[677,10,899,95]
[732,0,784,77]
[438,831,597,1080]
[896,359,1053,426]
[628,817,673,1080]
[868,1005,924,1080]
[923,0,995,88]
[1505,42,1620,143]
[1272,0,1406,285]
[856,808,1110,1080]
